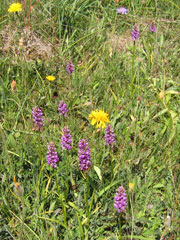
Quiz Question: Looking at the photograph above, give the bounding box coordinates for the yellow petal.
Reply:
[46,75,56,81]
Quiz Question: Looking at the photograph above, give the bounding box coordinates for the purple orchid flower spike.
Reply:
[61,127,72,150]
[150,22,156,33]
[47,142,59,168]
[131,26,139,41]
[78,139,91,172]
[66,61,75,75]
[114,186,127,214]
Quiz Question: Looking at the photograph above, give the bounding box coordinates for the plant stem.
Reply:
[65,152,69,200]
[37,131,44,198]
[118,215,122,240]
[110,149,114,182]
[76,212,84,239]
[55,173,67,228]
[129,193,134,240]
[131,41,136,98]
[85,174,90,225]
[19,197,25,240]
[38,131,43,165]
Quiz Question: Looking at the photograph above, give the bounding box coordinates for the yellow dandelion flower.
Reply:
[8,3,22,13]
[89,110,110,129]
[129,183,134,190]
[46,75,56,81]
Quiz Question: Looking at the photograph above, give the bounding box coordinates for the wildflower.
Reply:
[11,80,16,92]
[114,186,127,214]
[117,7,129,14]
[89,110,110,129]
[105,125,115,148]
[47,142,59,168]
[13,176,24,196]
[78,139,91,171]
[8,2,22,13]
[150,22,156,33]
[66,61,75,75]
[159,90,165,99]
[32,107,44,129]
[46,75,56,81]
[131,26,139,41]
[129,183,134,190]
[61,127,72,150]
[58,100,68,117]
[137,96,142,101]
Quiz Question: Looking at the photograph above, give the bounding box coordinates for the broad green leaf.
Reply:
[94,165,102,181]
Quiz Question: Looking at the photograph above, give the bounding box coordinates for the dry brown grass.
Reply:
[0,25,54,61]
[106,31,132,53]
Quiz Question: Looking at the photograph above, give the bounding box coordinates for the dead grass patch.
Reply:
[0,25,54,61]
[106,31,132,53]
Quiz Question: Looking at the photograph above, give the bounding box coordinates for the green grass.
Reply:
[0,0,180,239]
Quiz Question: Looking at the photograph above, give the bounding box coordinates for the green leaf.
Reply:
[152,109,168,120]
[153,183,164,189]
[76,212,84,239]
[49,201,56,212]
[169,110,178,120]
[148,156,154,166]
[8,134,16,147]
[94,165,102,181]
[166,90,180,95]
[160,34,164,47]
[68,201,80,211]
[165,93,171,104]
[98,180,121,198]
[142,228,156,238]
[123,235,154,240]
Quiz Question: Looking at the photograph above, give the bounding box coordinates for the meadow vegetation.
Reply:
[0,0,180,239]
